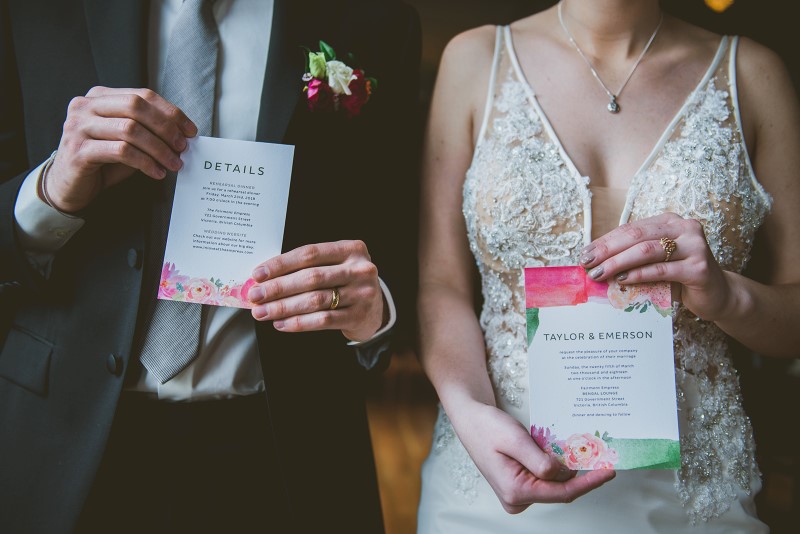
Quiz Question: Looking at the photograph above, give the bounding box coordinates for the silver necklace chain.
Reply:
[557,1,663,113]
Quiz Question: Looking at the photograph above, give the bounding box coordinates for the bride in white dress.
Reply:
[416,1,800,532]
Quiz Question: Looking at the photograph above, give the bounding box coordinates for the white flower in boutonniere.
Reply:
[301,40,377,118]
[325,60,357,95]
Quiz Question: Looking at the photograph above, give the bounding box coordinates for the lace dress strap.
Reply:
[475,26,508,147]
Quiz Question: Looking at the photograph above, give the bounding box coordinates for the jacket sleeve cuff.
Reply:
[14,159,85,253]
[349,277,397,369]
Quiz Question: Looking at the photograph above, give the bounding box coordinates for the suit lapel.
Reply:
[83,0,147,88]
[255,0,342,143]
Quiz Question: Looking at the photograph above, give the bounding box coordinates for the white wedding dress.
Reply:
[417,28,771,533]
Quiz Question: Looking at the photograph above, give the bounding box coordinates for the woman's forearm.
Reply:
[714,272,800,358]
[418,282,496,414]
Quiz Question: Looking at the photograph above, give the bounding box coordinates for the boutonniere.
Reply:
[301,40,377,118]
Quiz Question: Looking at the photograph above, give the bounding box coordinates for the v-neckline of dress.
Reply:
[503,26,728,242]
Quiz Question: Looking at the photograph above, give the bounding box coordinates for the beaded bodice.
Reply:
[434,28,772,523]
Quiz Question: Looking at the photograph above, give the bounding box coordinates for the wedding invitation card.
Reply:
[525,266,680,470]
[159,136,294,309]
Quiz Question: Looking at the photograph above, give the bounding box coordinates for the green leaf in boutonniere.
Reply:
[319,40,336,62]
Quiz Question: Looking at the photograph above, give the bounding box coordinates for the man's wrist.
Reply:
[347,278,396,347]
[14,155,85,253]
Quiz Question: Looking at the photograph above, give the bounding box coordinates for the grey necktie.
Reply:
[137,0,219,383]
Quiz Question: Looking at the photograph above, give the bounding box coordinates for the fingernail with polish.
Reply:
[579,254,594,265]
[252,266,269,281]
[248,285,265,301]
[581,243,596,255]
[616,272,628,282]
[589,266,604,279]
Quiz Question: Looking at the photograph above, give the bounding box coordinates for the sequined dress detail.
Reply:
[425,28,771,527]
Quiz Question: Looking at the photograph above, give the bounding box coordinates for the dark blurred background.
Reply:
[366,1,800,532]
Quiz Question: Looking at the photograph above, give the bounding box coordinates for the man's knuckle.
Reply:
[165,105,182,121]
[361,284,378,302]
[118,118,138,136]
[107,141,127,158]
[348,239,368,254]
[268,279,283,296]
[307,268,324,287]
[273,300,287,317]
[311,291,326,309]
[301,244,320,264]
[67,96,87,114]
[355,261,378,279]
[138,88,156,101]
[62,115,81,134]
[266,257,282,274]
[125,94,145,113]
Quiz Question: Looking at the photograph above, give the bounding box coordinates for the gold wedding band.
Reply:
[329,287,340,310]
[659,237,677,262]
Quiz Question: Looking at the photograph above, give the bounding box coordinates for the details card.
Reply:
[159,136,294,309]
[525,266,680,470]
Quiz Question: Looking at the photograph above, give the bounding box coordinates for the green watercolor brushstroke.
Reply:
[526,308,539,349]
[608,438,681,470]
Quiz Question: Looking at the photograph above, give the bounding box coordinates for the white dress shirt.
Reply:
[13,0,395,402]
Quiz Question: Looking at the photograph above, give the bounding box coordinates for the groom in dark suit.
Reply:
[0,0,420,532]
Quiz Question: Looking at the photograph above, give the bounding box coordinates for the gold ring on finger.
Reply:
[659,237,677,262]
[329,287,340,310]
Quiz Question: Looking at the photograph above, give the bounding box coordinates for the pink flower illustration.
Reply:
[229,278,257,308]
[158,263,258,309]
[563,433,618,470]
[184,278,218,304]
[607,280,672,315]
[531,425,552,451]
[594,456,619,470]
[532,426,618,470]
[531,425,567,458]
[159,262,189,299]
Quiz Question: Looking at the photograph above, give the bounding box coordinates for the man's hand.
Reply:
[248,240,385,342]
[45,86,197,213]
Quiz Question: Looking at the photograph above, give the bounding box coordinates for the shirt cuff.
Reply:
[14,159,85,252]
[349,277,397,369]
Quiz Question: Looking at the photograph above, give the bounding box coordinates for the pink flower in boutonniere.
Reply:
[302,40,376,118]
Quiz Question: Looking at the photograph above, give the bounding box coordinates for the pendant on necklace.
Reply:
[607,95,620,114]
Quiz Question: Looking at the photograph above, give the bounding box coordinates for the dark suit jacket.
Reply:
[0,0,421,531]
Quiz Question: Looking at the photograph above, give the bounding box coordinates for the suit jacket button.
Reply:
[107,354,123,376]
[127,248,143,269]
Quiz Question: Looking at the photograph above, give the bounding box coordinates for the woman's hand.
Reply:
[580,212,734,321]
[449,400,616,514]
[248,240,385,341]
